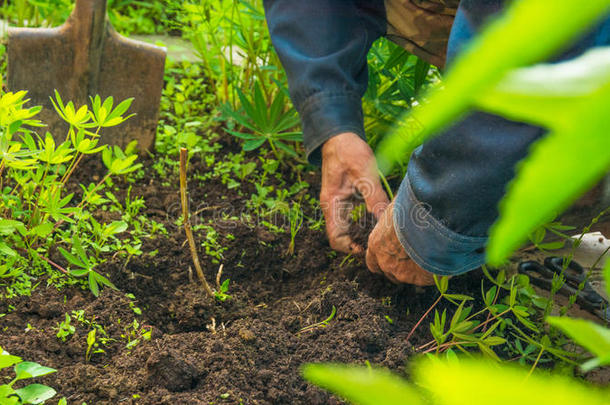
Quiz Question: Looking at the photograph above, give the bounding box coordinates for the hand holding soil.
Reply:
[366,201,435,286]
[320,132,389,253]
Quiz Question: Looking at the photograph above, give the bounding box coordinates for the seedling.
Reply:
[0,90,140,298]
[86,329,96,362]
[58,235,117,297]
[298,306,337,335]
[214,264,231,302]
[215,279,231,302]
[287,202,303,255]
[56,313,75,341]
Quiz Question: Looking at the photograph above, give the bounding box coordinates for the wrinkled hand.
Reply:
[366,201,435,286]
[320,132,389,253]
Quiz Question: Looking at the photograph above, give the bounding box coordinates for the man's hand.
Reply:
[366,201,435,286]
[320,132,389,253]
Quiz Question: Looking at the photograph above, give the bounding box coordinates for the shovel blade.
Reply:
[97,29,165,152]
[7,1,166,154]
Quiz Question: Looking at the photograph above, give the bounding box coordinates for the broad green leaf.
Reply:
[0,242,17,257]
[15,384,57,404]
[414,358,609,405]
[303,364,423,405]
[546,317,610,371]
[487,83,610,263]
[0,391,19,405]
[0,219,26,236]
[476,49,610,128]
[106,221,128,235]
[0,354,22,369]
[30,223,53,239]
[15,362,56,380]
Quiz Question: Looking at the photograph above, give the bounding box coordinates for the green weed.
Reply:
[0,347,58,404]
[0,90,142,297]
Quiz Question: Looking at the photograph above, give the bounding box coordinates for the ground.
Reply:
[0,143,498,404]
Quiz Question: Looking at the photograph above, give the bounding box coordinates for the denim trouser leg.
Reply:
[394,1,610,275]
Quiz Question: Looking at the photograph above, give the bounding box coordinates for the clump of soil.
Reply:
[348,211,377,251]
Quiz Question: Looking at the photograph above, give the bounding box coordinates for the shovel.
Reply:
[7,0,166,153]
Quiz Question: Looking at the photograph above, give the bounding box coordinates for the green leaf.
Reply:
[0,219,26,236]
[417,358,610,405]
[0,384,16,401]
[93,272,118,291]
[15,384,57,404]
[303,364,423,405]
[14,362,56,380]
[546,316,610,371]
[243,138,266,151]
[485,50,610,263]
[443,294,474,302]
[106,221,128,235]
[275,141,298,157]
[72,235,89,268]
[30,223,53,239]
[58,247,85,269]
[88,272,100,297]
[0,354,22,369]
[0,242,17,257]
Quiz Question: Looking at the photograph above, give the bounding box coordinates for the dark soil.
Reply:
[348,211,377,252]
[1,151,490,404]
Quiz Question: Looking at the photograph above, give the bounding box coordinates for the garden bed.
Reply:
[0,150,489,404]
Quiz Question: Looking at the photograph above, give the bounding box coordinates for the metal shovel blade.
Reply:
[7,0,166,153]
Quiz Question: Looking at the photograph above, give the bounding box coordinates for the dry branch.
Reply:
[179,148,214,298]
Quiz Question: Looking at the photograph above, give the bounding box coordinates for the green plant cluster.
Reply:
[0,90,142,297]
[0,347,58,404]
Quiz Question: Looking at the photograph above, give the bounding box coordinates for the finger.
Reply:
[393,261,436,286]
[365,247,381,274]
[383,271,401,284]
[350,242,364,255]
[354,176,389,219]
[323,196,354,253]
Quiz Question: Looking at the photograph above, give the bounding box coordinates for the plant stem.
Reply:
[378,170,394,200]
[422,341,470,355]
[407,294,442,342]
[180,148,214,299]
[527,346,545,379]
[37,253,69,275]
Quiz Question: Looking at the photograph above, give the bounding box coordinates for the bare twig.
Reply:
[216,264,224,290]
[37,254,69,275]
[207,317,217,334]
[407,294,442,342]
[180,148,214,299]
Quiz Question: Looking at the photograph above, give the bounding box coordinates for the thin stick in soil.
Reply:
[180,148,214,299]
